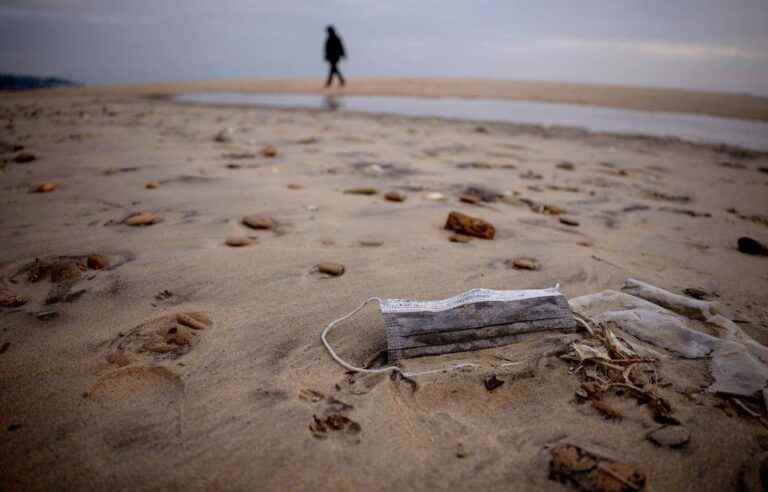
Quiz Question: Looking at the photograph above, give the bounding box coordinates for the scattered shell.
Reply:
[316,262,345,276]
[13,152,36,163]
[559,217,580,226]
[33,183,56,193]
[125,212,160,226]
[87,255,109,270]
[344,187,378,196]
[511,257,541,270]
[225,236,253,247]
[444,211,496,240]
[242,215,275,230]
[145,181,159,189]
[384,190,406,202]
[425,192,445,201]
[449,234,471,243]
[260,145,279,157]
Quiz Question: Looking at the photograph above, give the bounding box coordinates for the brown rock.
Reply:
[33,182,56,193]
[559,216,580,226]
[0,287,26,308]
[260,145,279,157]
[444,211,495,239]
[13,152,36,163]
[225,236,253,247]
[87,255,110,270]
[384,190,406,202]
[449,234,471,243]
[145,181,159,189]
[242,215,275,230]
[344,187,378,196]
[125,212,160,226]
[511,257,540,270]
[317,262,345,276]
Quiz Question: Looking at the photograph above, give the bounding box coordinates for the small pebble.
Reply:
[316,262,345,276]
[559,217,580,226]
[511,257,541,270]
[33,183,56,193]
[445,211,496,239]
[125,212,160,226]
[260,145,279,157]
[287,184,303,190]
[556,161,575,171]
[242,215,275,230]
[225,236,253,247]
[145,181,159,189]
[384,190,406,202]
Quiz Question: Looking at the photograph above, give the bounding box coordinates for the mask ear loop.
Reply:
[321,297,478,377]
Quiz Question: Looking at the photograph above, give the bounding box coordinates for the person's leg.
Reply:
[336,65,345,86]
[325,63,334,87]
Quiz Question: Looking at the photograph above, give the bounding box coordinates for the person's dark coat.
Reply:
[324,29,346,64]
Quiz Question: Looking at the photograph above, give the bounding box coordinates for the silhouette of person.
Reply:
[324,26,346,87]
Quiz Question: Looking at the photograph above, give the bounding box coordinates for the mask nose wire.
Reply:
[320,297,478,377]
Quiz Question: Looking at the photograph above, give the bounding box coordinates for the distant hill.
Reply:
[0,73,80,91]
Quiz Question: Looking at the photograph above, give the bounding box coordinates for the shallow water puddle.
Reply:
[174,92,768,151]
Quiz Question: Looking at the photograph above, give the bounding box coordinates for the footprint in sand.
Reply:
[105,312,212,366]
[299,388,362,444]
[85,366,185,451]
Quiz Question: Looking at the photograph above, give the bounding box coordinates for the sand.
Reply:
[1,80,768,491]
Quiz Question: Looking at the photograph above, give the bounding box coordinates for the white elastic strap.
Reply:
[321,297,478,377]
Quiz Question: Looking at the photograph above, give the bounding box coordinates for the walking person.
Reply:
[324,26,346,87]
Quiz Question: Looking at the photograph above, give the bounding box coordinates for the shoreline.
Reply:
[12,77,768,122]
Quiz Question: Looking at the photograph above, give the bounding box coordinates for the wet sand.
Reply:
[2,83,768,491]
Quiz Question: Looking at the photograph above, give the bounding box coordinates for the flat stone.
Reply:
[344,187,378,195]
[260,145,279,157]
[738,237,768,256]
[559,216,580,226]
[242,215,275,230]
[317,262,345,276]
[33,183,56,193]
[384,190,406,202]
[647,425,690,448]
[225,236,253,247]
[87,255,109,270]
[511,257,541,270]
[125,212,160,226]
[13,152,36,163]
[444,211,495,239]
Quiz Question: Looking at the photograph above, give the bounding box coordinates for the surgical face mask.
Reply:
[321,286,578,377]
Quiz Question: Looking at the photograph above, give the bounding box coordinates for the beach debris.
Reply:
[344,187,378,196]
[86,255,109,270]
[560,217,580,227]
[647,426,690,449]
[213,129,233,143]
[316,262,345,277]
[449,234,472,243]
[444,211,496,239]
[549,444,646,492]
[108,312,212,361]
[125,212,161,226]
[738,237,768,256]
[425,192,445,201]
[242,215,275,230]
[484,374,505,392]
[556,161,575,171]
[260,145,279,157]
[384,190,406,202]
[145,181,159,189]
[225,236,253,247]
[658,207,711,217]
[33,182,56,193]
[0,287,26,307]
[13,152,36,163]
[510,257,541,270]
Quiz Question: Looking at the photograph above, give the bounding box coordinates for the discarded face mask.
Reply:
[322,286,578,376]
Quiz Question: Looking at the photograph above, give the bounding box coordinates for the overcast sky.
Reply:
[2,0,767,95]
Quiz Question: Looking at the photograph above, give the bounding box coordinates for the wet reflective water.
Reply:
[175,92,768,151]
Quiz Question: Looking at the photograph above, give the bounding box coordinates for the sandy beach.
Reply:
[2,79,768,491]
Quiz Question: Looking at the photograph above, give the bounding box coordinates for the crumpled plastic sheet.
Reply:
[569,279,768,397]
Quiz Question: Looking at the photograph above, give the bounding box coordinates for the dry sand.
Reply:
[1,80,768,491]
